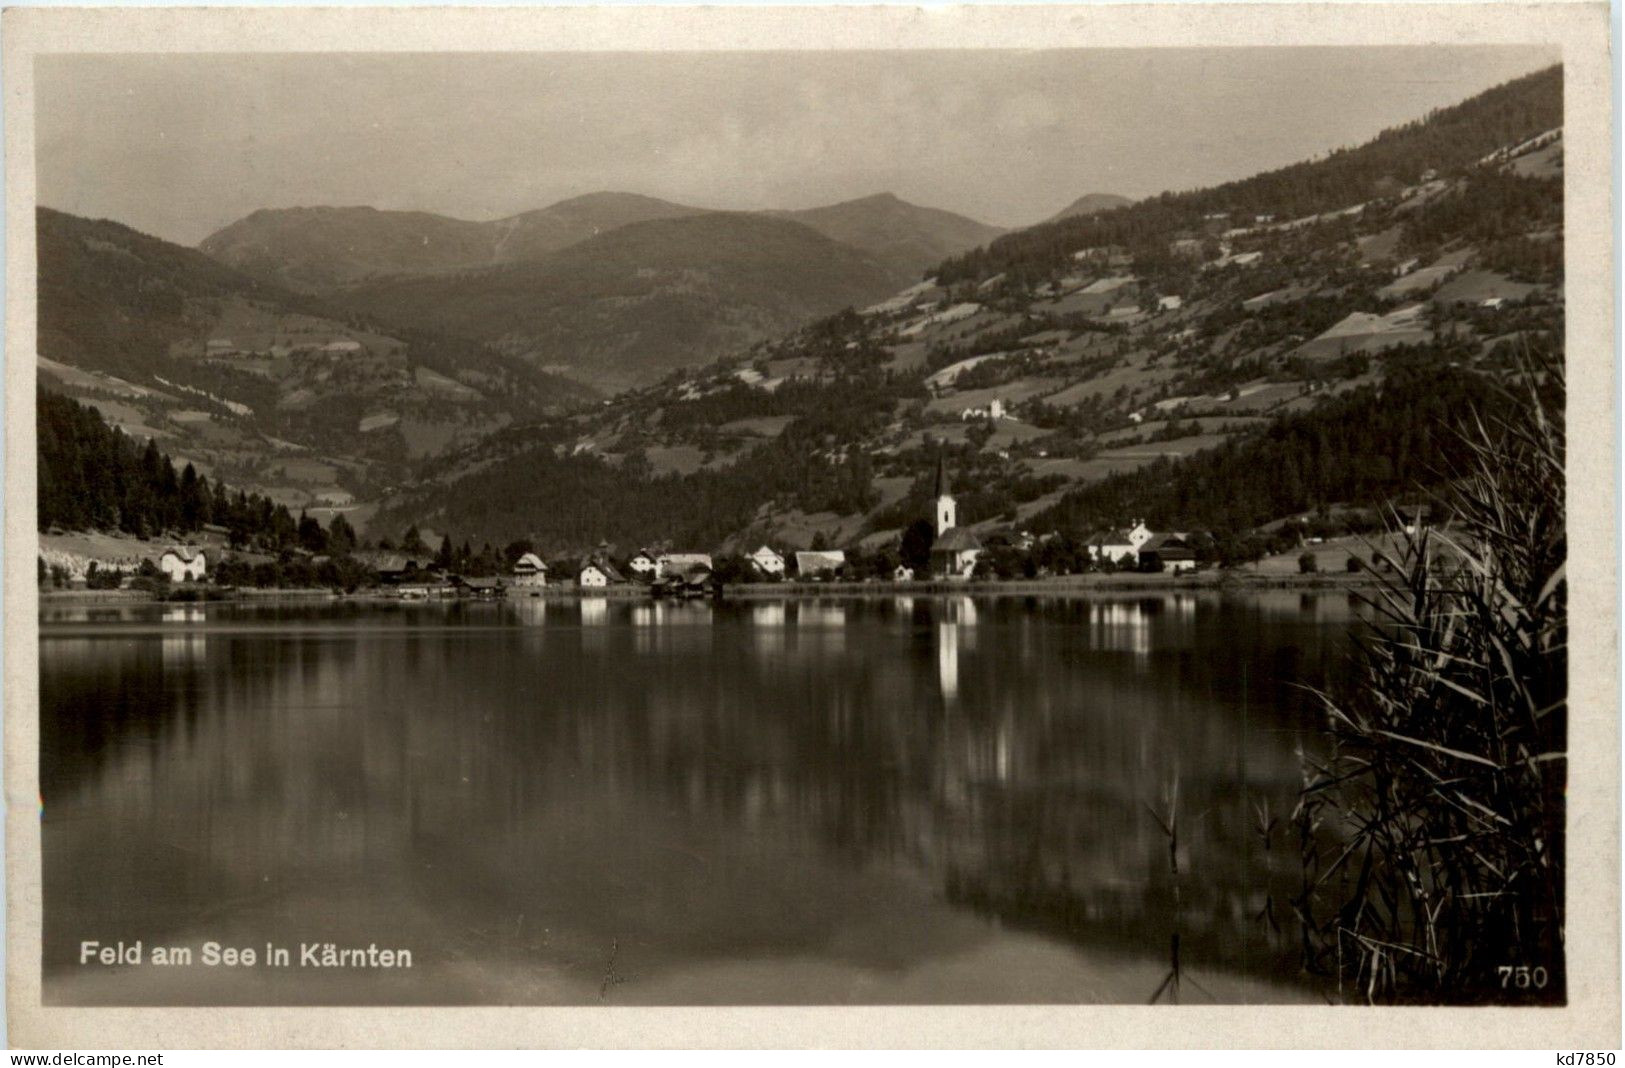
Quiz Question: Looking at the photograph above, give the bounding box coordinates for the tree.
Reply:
[1298,551,1319,574]
[297,510,327,554]
[179,463,207,528]
[326,514,357,556]
[899,519,936,574]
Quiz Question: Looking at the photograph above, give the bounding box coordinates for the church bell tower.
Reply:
[934,454,956,536]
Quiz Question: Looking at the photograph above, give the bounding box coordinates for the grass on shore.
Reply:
[1292,354,1566,1004]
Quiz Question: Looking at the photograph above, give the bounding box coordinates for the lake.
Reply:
[40,592,1367,1004]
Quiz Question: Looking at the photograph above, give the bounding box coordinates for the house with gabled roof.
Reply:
[1138,533,1198,573]
[579,559,627,588]
[159,545,207,582]
[1083,520,1154,566]
[512,552,548,589]
[749,545,786,576]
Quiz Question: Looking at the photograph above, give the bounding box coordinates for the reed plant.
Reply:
[1293,353,1566,1003]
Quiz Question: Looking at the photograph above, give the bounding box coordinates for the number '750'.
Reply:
[1497,965,1549,989]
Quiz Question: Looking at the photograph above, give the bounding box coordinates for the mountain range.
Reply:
[327,212,908,393]
[360,65,1564,554]
[36,207,595,515]
[198,191,1006,392]
[37,64,1564,550]
[197,192,712,291]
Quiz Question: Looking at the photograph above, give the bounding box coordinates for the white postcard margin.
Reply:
[1,2,1615,1049]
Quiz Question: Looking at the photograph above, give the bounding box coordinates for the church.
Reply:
[928,456,982,579]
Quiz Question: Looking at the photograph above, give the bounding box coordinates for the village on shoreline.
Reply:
[40,458,1392,605]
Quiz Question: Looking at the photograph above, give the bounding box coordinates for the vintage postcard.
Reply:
[3,3,1616,1050]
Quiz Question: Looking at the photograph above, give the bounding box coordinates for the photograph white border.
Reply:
[3,3,1615,1048]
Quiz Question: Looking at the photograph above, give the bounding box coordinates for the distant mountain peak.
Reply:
[1046,192,1134,224]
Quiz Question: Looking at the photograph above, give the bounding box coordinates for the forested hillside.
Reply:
[38,389,350,552]
[332,213,905,392]
[937,65,1561,284]
[1033,357,1517,536]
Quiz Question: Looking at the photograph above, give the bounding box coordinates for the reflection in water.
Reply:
[1087,600,1155,659]
[41,594,1362,1005]
[159,605,208,664]
[938,623,960,706]
[752,603,786,655]
[511,597,547,627]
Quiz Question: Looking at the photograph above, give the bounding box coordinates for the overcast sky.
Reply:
[37,46,1557,246]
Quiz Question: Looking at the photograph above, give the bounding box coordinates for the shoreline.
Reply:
[716,571,1378,597]
[38,570,1378,607]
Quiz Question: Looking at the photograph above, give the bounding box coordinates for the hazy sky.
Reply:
[37,46,1557,246]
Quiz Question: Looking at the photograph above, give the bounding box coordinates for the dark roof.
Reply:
[934,453,949,498]
[459,576,503,590]
[1084,530,1134,546]
[582,560,626,583]
[1142,533,1189,551]
[1142,534,1195,559]
[933,528,982,552]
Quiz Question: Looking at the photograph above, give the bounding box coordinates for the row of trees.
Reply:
[38,389,376,572]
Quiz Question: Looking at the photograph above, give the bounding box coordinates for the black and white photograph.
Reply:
[5,3,1616,1050]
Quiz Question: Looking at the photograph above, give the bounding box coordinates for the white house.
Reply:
[749,545,786,576]
[893,564,915,583]
[1084,521,1154,566]
[511,552,548,589]
[578,560,625,588]
[1157,295,1184,311]
[159,546,207,582]
[959,397,1008,422]
[627,550,659,578]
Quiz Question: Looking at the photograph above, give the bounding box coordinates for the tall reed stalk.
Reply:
[1293,353,1566,1003]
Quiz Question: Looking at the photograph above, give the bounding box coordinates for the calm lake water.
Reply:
[41,592,1367,1004]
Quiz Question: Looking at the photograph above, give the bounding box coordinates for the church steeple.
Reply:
[934,453,956,536]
